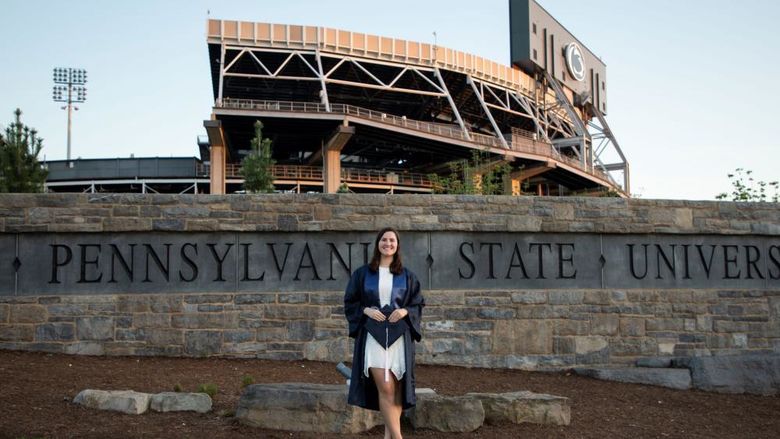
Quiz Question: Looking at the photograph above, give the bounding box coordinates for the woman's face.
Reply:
[378,231,398,258]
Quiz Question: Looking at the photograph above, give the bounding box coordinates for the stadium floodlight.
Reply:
[52,67,88,164]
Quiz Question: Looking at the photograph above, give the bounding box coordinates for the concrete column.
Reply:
[323,145,341,194]
[204,119,227,195]
[210,144,226,195]
[321,124,354,194]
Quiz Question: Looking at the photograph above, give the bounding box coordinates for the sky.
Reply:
[1,0,779,200]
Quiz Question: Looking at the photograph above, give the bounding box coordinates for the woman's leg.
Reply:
[369,368,403,439]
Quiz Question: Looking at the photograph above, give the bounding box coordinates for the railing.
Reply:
[218,98,614,184]
[197,163,433,188]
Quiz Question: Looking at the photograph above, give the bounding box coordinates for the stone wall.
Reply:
[0,194,778,369]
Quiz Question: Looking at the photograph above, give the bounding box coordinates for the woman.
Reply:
[344,227,425,439]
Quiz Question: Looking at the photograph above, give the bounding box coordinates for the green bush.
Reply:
[197,383,218,398]
[241,375,255,388]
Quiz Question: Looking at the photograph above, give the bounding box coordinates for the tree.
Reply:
[240,120,275,193]
[715,168,778,202]
[0,108,48,193]
[428,150,511,195]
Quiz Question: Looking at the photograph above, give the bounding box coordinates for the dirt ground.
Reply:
[0,350,778,439]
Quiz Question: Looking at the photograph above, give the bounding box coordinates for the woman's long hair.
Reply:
[368,227,403,274]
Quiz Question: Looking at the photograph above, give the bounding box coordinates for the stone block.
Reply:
[620,318,645,336]
[584,291,613,305]
[236,383,381,433]
[592,314,619,335]
[184,294,233,304]
[684,354,780,395]
[493,320,552,355]
[35,323,74,341]
[278,293,309,304]
[65,342,105,355]
[0,305,8,323]
[423,320,455,331]
[46,304,87,317]
[477,308,515,319]
[466,391,570,426]
[117,297,150,313]
[411,394,484,432]
[184,331,222,356]
[646,318,684,332]
[510,292,546,304]
[554,320,590,336]
[425,291,465,306]
[303,338,350,362]
[223,330,255,343]
[263,305,329,320]
[76,317,114,341]
[0,324,34,342]
[287,321,314,341]
[574,336,608,355]
[146,328,183,345]
[150,296,183,313]
[150,392,212,413]
[573,367,691,390]
[73,389,151,414]
[309,293,342,305]
[548,291,583,305]
[171,313,238,329]
[553,337,575,354]
[10,305,47,323]
[636,357,674,368]
[134,313,170,328]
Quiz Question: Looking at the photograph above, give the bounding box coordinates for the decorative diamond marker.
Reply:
[13,257,21,272]
[425,254,434,267]
[599,255,606,268]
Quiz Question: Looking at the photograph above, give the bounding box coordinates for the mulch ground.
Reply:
[0,350,778,438]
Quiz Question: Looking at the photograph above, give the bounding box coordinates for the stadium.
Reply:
[46,0,629,197]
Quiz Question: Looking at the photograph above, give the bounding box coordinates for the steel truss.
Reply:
[214,42,628,194]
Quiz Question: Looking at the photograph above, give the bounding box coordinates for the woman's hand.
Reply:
[364,307,386,322]
[388,308,408,323]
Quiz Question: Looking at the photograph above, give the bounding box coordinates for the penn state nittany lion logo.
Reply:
[565,43,586,82]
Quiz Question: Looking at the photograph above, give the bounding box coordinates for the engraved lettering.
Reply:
[78,244,102,283]
[458,242,475,279]
[49,244,72,284]
[207,243,234,282]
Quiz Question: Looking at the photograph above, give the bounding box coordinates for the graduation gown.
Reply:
[344,264,425,411]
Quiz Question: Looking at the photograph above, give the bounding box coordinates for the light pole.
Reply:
[52,68,87,165]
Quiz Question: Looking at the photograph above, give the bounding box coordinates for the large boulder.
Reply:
[573,367,692,390]
[466,391,570,426]
[410,394,484,433]
[235,383,381,433]
[677,355,780,395]
[73,389,151,415]
[150,392,212,413]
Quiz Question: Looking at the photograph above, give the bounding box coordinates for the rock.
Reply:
[410,394,484,432]
[73,389,151,414]
[235,383,381,433]
[636,357,675,368]
[573,367,691,390]
[466,391,570,426]
[683,355,780,395]
[150,392,212,413]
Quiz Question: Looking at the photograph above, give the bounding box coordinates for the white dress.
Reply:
[363,266,407,381]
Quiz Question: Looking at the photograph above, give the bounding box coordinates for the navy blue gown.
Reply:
[344,264,425,411]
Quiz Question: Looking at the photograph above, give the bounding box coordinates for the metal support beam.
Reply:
[467,75,508,149]
[315,49,331,112]
[434,68,470,140]
[217,44,226,106]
